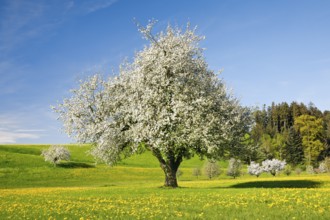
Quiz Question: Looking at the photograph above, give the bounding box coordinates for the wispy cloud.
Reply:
[0,107,50,143]
[0,99,75,143]
[15,129,46,132]
[80,0,118,14]
[0,0,118,53]
[0,131,39,143]
[0,0,46,52]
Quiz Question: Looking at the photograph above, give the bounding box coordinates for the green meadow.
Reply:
[0,144,329,219]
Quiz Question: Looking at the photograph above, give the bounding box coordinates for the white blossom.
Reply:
[262,159,286,176]
[41,145,71,166]
[204,161,221,179]
[247,161,264,177]
[318,158,330,173]
[53,21,251,187]
[227,158,242,178]
[319,162,327,173]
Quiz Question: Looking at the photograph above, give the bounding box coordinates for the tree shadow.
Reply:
[230,180,321,189]
[57,162,95,169]
[102,184,116,187]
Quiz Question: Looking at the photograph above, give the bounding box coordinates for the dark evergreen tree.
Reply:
[323,111,330,140]
[284,127,304,166]
[308,102,323,118]
[318,111,330,161]
[238,134,264,163]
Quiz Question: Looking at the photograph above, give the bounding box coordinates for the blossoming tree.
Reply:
[53,21,251,187]
[262,159,286,176]
[227,158,242,179]
[41,145,71,166]
[247,161,264,177]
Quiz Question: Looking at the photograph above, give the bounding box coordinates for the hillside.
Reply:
[1,145,330,219]
[0,144,228,189]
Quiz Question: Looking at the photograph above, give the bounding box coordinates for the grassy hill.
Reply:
[0,144,229,189]
[0,144,329,219]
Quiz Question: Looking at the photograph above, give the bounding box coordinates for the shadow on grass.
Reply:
[102,184,117,187]
[230,180,321,189]
[57,162,95,169]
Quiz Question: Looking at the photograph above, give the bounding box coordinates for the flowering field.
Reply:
[0,145,330,219]
[1,176,330,219]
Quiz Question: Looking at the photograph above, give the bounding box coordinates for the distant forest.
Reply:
[242,102,330,167]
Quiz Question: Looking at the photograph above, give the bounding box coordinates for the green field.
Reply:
[0,144,329,219]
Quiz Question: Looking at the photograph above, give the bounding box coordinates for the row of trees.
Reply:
[200,158,242,179]
[244,102,330,166]
[203,159,288,179]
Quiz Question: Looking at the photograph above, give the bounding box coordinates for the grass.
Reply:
[0,144,329,219]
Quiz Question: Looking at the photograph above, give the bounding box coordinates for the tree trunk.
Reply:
[163,165,178,187]
[151,148,182,188]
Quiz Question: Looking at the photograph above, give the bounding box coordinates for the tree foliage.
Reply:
[53,21,251,187]
[192,167,202,179]
[247,161,263,177]
[294,115,324,165]
[204,161,221,179]
[261,159,286,176]
[251,102,328,166]
[283,164,292,176]
[284,127,304,166]
[41,145,71,166]
[235,133,264,163]
[227,158,242,179]
[318,157,330,173]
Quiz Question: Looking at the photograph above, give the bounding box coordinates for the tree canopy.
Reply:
[250,102,329,166]
[54,21,251,187]
[294,115,324,165]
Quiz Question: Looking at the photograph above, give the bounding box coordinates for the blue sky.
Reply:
[1,0,330,144]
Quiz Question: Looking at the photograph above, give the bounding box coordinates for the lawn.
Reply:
[0,144,329,219]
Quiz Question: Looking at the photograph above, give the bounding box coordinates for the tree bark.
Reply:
[163,164,178,187]
[151,148,182,188]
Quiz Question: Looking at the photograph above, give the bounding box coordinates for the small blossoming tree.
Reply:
[247,161,263,177]
[319,157,330,173]
[204,161,221,180]
[53,21,251,187]
[192,167,202,179]
[41,145,70,166]
[227,158,242,179]
[262,159,286,176]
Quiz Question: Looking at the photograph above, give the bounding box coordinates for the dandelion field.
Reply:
[0,145,330,219]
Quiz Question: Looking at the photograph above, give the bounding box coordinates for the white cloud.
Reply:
[15,129,46,132]
[0,131,39,143]
[0,114,20,128]
[0,108,48,143]
[82,0,118,14]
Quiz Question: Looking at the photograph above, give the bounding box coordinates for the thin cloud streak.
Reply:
[0,0,45,52]
[82,0,118,14]
[0,0,118,53]
[0,110,47,143]
[0,131,39,143]
[15,129,46,132]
